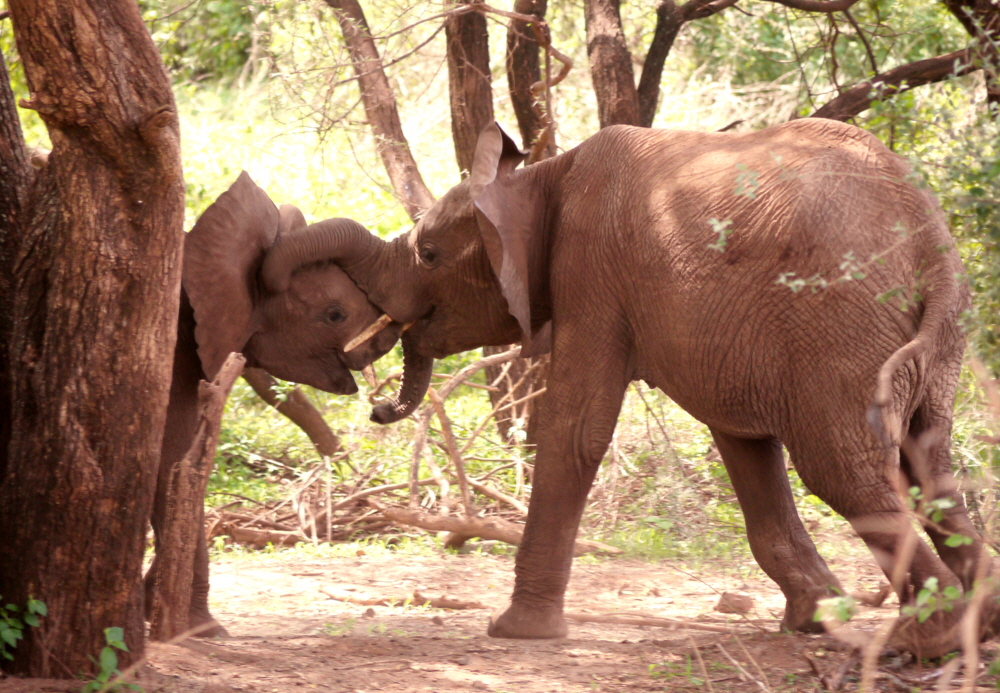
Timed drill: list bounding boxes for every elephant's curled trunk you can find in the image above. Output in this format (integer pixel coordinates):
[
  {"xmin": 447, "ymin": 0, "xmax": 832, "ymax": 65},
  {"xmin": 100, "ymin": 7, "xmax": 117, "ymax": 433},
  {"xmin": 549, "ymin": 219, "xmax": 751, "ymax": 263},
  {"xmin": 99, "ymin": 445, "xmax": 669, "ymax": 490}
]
[
  {"xmin": 371, "ymin": 332, "xmax": 432, "ymax": 424},
  {"xmin": 261, "ymin": 217, "xmax": 383, "ymax": 293}
]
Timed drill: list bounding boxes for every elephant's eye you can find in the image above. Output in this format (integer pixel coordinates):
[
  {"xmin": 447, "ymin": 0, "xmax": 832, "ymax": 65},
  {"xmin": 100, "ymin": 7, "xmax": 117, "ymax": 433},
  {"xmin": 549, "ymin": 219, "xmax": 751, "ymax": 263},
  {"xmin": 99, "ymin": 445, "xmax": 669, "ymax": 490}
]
[
  {"xmin": 325, "ymin": 308, "xmax": 346, "ymax": 324},
  {"xmin": 418, "ymin": 244, "xmax": 439, "ymax": 267}
]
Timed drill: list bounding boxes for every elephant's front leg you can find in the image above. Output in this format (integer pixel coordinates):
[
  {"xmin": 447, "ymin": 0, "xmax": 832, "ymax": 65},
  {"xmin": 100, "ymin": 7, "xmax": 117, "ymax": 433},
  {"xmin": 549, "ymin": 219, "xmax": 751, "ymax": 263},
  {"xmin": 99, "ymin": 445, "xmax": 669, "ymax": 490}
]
[{"xmin": 488, "ymin": 340, "xmax": 629, "ymax": 639}]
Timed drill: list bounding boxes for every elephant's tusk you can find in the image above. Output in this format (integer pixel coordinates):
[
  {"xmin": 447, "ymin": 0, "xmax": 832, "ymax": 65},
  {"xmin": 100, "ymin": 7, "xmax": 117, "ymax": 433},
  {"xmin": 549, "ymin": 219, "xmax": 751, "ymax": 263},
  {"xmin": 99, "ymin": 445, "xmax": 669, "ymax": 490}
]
[
  {"xmin": 361, "ymin": 364, "xmax": 379, "ymax": 389},
  {"xmin": 402, "ymin": 321, "xmax": 415, "ymax": 332},
  {"xmin": 344, "ymin": 313, "xmax": 394, "ymax": 352}
]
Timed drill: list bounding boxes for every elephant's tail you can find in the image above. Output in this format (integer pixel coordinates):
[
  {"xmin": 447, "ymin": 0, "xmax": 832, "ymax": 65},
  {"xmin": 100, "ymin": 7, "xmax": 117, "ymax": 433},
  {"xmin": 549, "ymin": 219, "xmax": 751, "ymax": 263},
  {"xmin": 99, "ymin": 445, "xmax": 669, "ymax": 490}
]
[{"xmin": 872, "ymin": 255, "xmax": 962, "ymax": 442}]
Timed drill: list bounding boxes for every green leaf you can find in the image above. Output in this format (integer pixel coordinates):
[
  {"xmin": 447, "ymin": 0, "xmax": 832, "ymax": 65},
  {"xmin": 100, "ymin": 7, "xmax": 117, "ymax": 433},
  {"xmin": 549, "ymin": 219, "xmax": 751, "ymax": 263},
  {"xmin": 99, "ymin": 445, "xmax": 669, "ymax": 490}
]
[
  {"xmin": 23, "ymin": 614, "xmax": 38, "ymax": 627},
  {"xmin": 99, "ymin": 645, "xmax": 118, "ymax": 674},
  {"xmin": 945, "ymin": 533, "xmax": 973, "ymax": 547},
  {"xmin": 28, "ymin": 599, "xmax": 47, "ymax": 616},
  {"xmin": 1, "ymin": 628, "xmax": 20, "ymax": 646},
  {"xmin": 105, "ymin": 627, "xmax": 125, "ymax": 644}
]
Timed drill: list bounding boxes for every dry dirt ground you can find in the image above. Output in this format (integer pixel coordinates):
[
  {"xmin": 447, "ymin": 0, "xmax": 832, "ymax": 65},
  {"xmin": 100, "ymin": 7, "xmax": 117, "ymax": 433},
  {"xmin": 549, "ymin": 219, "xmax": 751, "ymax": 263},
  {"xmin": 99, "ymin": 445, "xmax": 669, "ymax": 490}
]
[{"xmin": 4, "ymin": 531, "xmax": 1000, "ymax": 692}]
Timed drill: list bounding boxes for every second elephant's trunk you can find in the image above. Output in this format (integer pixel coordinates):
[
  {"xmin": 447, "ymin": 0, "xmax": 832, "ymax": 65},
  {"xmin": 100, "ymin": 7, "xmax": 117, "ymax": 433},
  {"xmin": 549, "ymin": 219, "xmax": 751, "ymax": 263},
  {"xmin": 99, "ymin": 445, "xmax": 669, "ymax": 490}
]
[{"xmin": 370, "ymin": 331, "xmax": 433, "ymax": 424}]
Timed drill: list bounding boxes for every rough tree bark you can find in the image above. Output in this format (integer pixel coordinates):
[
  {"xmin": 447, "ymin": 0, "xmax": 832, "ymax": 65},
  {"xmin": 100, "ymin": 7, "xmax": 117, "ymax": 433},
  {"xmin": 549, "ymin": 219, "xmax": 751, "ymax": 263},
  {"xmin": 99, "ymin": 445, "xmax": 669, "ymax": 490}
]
[
  {"xmin": 0, "ymin": 50, "xmax": 32, "ymax": 485},
  {"xmin": 446, "ymin": 1, "xmax": 494, "ymax": 177},
  {"xmin": 584, "ymin": 0, "xmax": 641, "ymax": 128},
  {"xmin": 325, "ymin": 0, "xmax": 435, "ymax": 220},
  {"xmin": 506, "ymin": 0, "xmax": 551, "ymax": 152},
  {"xmin": 0, "ymin": 0, "xmax": 184, "ymax": 678}
]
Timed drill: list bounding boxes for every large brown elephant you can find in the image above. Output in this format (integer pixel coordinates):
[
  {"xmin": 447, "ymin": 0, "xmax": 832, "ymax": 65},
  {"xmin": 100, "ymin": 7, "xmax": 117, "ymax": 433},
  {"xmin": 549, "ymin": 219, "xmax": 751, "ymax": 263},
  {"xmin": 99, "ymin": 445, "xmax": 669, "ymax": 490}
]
[
  {"xmin": 145, "ymin": 172, "xmax": 400, "ymax": 635},
  {"xmin": 260, "ymin": 120, "xmax": 984, "ymax": 655}
]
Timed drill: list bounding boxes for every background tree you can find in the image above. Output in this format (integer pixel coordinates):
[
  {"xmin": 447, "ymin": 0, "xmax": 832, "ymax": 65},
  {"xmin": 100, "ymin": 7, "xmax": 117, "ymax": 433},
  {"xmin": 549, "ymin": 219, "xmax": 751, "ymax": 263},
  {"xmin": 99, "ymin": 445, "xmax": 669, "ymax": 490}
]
[{"xmin": 0, "ymin": 0, "xmax": 183, "ymax": 676}]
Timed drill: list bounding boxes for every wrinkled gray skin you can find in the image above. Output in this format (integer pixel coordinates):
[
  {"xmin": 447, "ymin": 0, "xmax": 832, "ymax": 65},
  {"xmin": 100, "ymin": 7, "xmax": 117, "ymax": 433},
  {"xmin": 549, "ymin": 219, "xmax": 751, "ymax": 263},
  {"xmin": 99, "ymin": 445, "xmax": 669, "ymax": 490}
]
[
  {"xmin": 260, "ymin": 120, "xmax": 986, "ymax": 656},
  {"xmin": 145, "ymin": 172, "xmax": 400, "ymax": 635}
]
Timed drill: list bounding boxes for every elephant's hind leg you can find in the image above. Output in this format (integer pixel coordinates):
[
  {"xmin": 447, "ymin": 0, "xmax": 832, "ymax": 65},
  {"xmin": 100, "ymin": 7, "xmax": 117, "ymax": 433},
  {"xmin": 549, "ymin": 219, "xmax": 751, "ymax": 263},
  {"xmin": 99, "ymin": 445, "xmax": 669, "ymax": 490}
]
[{"xmin": 711, "ymin": 430, "xmax": 842, "ymax": 632}]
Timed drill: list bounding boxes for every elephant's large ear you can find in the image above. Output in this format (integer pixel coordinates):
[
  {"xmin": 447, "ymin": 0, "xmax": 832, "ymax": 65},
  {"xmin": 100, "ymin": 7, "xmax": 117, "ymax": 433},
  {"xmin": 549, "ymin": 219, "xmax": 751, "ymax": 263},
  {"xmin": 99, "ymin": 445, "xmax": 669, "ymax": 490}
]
[
  {"xmin": 469, "ymin": 123, "xmax": 548, "ymax": 353},
  {"xmin": 183, "ymin": 171, "xmax": 280, "ymax": 380}
]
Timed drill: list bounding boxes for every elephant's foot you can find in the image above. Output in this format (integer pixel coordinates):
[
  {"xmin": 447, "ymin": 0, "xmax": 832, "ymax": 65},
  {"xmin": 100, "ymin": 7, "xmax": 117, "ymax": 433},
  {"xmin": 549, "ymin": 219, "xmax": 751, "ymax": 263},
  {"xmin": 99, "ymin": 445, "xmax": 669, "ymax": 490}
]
[
  {"xmin": 889, "ymin": 608, "xmax": 964, "ymax": 659},
  {"xmin": 189, "ymin": 609, "xmax": 229, "ymax": 638},
  {"xmin": 487, "ymin": 601, "xmax": 568, "ymax": 639},
  {"xmin": 779, "ymin": 589, "xmax": 833, "ymax": 634}
]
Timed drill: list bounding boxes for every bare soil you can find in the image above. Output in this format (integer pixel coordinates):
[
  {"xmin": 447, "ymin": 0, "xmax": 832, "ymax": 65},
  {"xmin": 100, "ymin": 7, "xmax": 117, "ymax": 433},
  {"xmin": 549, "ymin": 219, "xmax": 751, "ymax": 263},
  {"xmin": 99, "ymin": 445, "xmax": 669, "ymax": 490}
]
[
  {"xmin": 4, "ymin": 531, "xmax": 999, "ymax": 692},
  {"xmin": 0, "ymin": 524, "xmax": 995, "ymax": 693}
]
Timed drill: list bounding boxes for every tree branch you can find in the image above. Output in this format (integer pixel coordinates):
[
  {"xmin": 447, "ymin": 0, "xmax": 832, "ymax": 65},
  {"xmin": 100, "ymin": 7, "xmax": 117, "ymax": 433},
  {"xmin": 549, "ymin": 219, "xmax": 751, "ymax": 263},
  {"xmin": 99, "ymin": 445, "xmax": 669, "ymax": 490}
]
[
  {"xmin": 324, "ymin": 0, "xmax": 435, "ymax": 221},
  {"xmin": 760, "ymin": 0, "xmax": 860, "ymax": 12},
  {"xmin": 637, "ymin": 0, "xmax": 739, "ymax": 127},
  {"xmin": 810, "ymin": 48, "xmax": 975, "ymax": 121}
]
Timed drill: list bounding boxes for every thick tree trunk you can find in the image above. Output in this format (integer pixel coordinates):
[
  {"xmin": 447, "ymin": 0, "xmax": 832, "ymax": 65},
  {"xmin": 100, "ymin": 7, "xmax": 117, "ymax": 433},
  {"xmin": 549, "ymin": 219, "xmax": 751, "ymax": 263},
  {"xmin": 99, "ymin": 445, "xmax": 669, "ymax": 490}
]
[
  {"xmin": 0, "ymin": 0, "xmax": 183, "ymax": 677},
  {"xmin": 584, "ymin": 0, "xmax": 641, "ymax": 128},
  {"xmin": 325, "ymin": 0, "xmax": 435, "ymax": 221},
  {"xmin": 446, "ymin": 1, "xmax": 494, "ymax": 177},
  {"xmin": 506, "ymin": 0, "xmax": 551, "ymax": 152},
  {"xmin": 0, "ymin": 51, "xmax": 32, "ymax": 487}
]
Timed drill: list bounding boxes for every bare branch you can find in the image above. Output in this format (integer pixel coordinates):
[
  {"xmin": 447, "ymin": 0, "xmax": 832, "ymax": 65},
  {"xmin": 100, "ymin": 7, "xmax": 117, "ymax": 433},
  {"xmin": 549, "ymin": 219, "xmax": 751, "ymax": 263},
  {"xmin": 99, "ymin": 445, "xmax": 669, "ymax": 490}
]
[
  {"xmin": 760, "ymin": 0, "xmax": 860, "ymax": 13},
  {"xmin": 809, "ymin": 48, "xmax": 975, "ymax": 121}
]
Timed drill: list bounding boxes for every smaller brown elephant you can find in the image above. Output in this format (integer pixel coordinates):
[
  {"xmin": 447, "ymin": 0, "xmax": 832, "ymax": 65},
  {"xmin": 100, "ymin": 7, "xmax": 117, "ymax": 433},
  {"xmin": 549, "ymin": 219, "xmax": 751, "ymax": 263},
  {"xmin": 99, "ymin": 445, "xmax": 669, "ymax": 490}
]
[{"xmin": 144, "ymin": 172, "xmax": 400, "ymax": 635}]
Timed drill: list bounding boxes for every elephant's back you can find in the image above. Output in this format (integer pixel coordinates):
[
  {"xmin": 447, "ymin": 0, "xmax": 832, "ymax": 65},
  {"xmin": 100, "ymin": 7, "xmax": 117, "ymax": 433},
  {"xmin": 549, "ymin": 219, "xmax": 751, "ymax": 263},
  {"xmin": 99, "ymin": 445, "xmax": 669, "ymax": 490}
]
[{"xmin": 559, "ymin": 121, "xmax": 958, "ymax": 438}]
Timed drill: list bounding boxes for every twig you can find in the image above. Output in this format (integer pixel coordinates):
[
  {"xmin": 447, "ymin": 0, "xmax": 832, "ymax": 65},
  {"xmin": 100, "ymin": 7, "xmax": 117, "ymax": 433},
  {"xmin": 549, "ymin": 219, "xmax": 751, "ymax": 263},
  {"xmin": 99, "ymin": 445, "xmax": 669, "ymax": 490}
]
[
  {"xmin": 716, "ymin": 643, "xmax": 769, "ymax": 692},
  {"xmin": 469, "ymin": 478, "xmax": 528, "ymax": 515},
  {"xmin": 689, "ymin": 636, "xmax": 714, "ymax": 693},
  {"xmin": 428, "ymin": 388, "xmax": 474, "ymax": 516},
  {"xmin": 564, "ymin": 612, "xmax": 743, "ymax": 634},
  {"xmin": 331, "ymin": 659, "xmax": 413, "ymax": 671},
  {"xmin": 733, "ymin": 635, "xmax": 773, "ymax": 693}
]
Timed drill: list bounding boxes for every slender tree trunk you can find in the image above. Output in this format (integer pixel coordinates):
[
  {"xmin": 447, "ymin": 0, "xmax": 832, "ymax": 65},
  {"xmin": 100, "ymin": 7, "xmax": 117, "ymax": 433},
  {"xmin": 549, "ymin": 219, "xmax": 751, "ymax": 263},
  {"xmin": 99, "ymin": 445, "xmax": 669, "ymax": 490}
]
[
  {"xmin": 584, "ymin": 0, "xmax": 641, "ymax": 127},
  {"xmin": 0, "ymin": 0, "xmax": 183, "ymax": 677},
  {"xmin": 506, "ymin": 0, "xmax": 551, "ymax": 152},
  {"xmin": 325, "ymin": 0, "xmax": 435, "ymax": 221},
  {"xmin": 446, "ymin": 2, "xmax": 494, "ymax": 177},
  {"xmin": 637, "ymin": 1, "xmax": 684, "ymax": 127}
]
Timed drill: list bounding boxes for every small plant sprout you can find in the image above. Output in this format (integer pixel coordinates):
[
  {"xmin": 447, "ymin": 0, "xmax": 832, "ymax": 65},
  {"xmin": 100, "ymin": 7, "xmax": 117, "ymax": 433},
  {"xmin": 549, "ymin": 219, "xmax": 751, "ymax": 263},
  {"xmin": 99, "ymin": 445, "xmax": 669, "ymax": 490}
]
[
  {"xmin": 0, "ymin": 596, "xmax": 46, "ymax": 661},
  {"xmin": 901, "ymin": 576, "xmax": 962, "ymax": 623},
  {"xmin": 81, "ymin": 627, "xmax": 141, "ymax": 693},
  {"xmin": 706, "ymin": 218, "xmax": 734, "ymax": 252},
  {"xmin": 813, "ymin": 592, "xmax": 857, "ymax": 627}
]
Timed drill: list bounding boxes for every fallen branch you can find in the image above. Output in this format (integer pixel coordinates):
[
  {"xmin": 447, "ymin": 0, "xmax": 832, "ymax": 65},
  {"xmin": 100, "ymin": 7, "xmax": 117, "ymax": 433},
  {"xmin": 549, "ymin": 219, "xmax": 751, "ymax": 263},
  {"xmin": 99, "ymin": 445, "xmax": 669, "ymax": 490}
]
[
  {"xmin": 564, "ymin": 612, "xmax": 744, "ymax": 634},
  {"xmin": 469, "ymin": 478, "xmax": 528, "ymax": 515},
  {"xmin": 321, "ymin": 587, "xmax": 487, "ymax": 610},
  {"xmin": 367, "ymin": 499, "xmax": 622, "ymax": 555}
]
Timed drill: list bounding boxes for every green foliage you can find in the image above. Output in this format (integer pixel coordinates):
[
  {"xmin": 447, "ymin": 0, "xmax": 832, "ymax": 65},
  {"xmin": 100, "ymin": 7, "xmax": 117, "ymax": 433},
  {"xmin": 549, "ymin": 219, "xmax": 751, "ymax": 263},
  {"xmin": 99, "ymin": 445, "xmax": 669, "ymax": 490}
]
[
  {"xmin": 139, "ymin": 0, "xmax": 255, "ymax": 83},
  {"xmin": 813, "ymin": 592, "xmax": 857, "ymax": 625},
  {"xmin": 81, "ymin": 627, "xmax": 141, "ymax": 693},
  {"xmin": 901, "ymin": 576, "xmax": 962, "ymax": 624},
  {"xmin": 0, "ymin": 597, "xmax": 45, "ymax": 662}
]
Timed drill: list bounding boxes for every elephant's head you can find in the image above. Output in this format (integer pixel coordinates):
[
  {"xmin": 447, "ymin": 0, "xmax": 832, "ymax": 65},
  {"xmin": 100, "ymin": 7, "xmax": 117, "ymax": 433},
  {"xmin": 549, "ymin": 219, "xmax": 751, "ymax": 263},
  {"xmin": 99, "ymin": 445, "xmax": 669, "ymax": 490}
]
[
  {"xmin": 258, "ymin": 124, "xmax": 554, "ymax": 421},
  {"xmin": 183, "ymin": 171, "xmax": 401, "ymax": 395}
]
